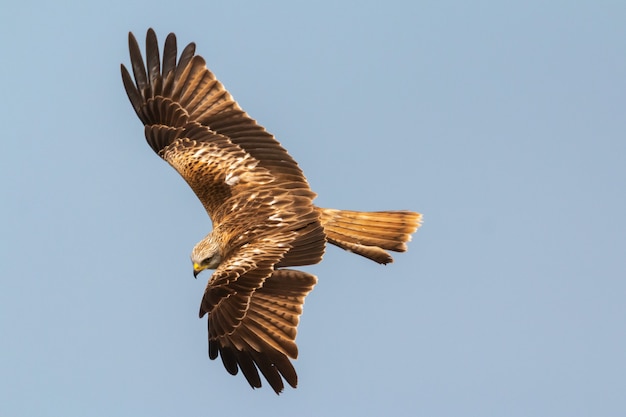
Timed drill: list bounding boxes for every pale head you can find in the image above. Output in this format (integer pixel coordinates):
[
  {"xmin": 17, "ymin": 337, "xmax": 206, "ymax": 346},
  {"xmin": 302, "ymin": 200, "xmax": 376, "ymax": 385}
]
[{"xmin": 191, "ymin": 232, "xmax": 223, "ymax": 277}]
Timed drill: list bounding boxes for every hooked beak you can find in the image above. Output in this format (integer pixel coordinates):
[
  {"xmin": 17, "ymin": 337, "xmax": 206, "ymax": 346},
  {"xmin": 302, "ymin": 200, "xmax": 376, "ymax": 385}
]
[{"xmin": 193, "ymin": 262, "xmax": 203, "ymax": 279}]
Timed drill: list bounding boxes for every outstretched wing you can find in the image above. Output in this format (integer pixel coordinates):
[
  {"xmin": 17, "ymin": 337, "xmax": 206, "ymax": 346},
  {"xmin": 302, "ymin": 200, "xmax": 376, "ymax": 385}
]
[
  {"xmin": 198, "ymin": 229, "xmax": 317, "ymax": 393},
  {"xmin": 207, "ymin": 267, "xmax": 318, "ymax": 393},
  {"xmin": 120, "ymin": 28, "xmax": 327, "ymax": 261},
  {"xmin": 121, "ymin": 28, "xmax": 312, "ymax": 192}
]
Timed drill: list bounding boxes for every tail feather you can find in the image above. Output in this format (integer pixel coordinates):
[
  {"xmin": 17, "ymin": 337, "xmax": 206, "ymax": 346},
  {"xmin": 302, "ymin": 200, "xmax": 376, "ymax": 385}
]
[{"xmin": 317, "ymin": 207, "xmax": 422, "ymax": 264}]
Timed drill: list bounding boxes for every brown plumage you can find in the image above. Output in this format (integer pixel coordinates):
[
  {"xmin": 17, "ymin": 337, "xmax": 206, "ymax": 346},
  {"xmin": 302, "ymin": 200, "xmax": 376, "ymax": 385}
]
[{"xmin": 121, "ymin": 28, "xmax": 422, "ymax": 394}]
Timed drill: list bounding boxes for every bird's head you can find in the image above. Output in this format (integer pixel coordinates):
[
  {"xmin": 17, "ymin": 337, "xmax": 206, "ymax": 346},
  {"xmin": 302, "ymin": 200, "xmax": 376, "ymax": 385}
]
[{"xmin": 191, "ymin": 234, "xmax": 222, "ymax": 278}]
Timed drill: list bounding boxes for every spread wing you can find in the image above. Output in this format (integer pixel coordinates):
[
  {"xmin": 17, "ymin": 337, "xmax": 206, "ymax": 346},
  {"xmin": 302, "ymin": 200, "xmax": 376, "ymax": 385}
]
[
  {"xmin": 200, "ymin": 234, "xmax": 318, "ymax": 393},
  {"xmin": 121, "ymin": 28, "xmax": 311, "ymax": 190},
  {"xmin": 120, "ymin": 28, "xmax": 327, "ymax": 262},
  {"xmin": 120, "ymin": 29, "xmax": 323, "ymax": 243}
]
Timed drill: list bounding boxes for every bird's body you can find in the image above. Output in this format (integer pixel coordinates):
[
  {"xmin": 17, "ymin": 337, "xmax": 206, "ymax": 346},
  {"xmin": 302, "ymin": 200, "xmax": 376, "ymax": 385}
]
[{"xmin": 121, "ymin": 29, "xmax": 422, "ymax": 394}]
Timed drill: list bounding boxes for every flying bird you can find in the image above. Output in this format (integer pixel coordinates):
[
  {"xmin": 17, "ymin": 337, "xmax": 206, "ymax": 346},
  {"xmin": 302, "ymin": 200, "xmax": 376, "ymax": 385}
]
[{"xmin": 121, "ymin": 28, "xmax": 422, "ymax": 394}]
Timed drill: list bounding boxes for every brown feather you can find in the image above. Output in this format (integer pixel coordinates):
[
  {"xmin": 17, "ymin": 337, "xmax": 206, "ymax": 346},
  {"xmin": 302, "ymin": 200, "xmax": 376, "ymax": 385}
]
[
  {"xmin": 318, "ymin": 208, "xmax": 422, "ymax": 264},
  {"xmin": 208, "ymin": 269, "xmax": 316, "ymax": 393},
  {"xmin": 121, "ymin": 29, "xmax": 421, "ymax": 394}
]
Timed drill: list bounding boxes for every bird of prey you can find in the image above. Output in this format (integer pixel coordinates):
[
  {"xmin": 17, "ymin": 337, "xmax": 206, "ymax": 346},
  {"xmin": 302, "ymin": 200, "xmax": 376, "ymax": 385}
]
[{"xmin": 121, "ymin": 28, "xmax": 422, "ymax": 394}]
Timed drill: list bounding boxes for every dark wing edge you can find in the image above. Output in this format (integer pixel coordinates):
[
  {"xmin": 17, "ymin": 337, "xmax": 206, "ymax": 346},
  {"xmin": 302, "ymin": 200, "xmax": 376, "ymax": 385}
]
[
  {"xmin": 208, "ymin": 268, "xmax": 318, "ymax": 394},
  {"xmin": 121, "ymin": 29, "xmax": 310, "ymax": 187}
]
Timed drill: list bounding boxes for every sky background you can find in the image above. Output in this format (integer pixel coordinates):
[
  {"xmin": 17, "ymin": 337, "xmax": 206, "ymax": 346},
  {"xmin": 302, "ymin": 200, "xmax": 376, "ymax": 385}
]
[{"xmin": 1, "ymin": 1, "xmax": 625, "ymax": 416}]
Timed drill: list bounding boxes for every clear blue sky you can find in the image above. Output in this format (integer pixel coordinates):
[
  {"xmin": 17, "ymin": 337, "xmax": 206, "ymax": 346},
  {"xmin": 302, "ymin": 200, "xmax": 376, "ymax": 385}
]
[{"xmin": 1, "ymin": 1, "xmax": 625, "ymax": 416}]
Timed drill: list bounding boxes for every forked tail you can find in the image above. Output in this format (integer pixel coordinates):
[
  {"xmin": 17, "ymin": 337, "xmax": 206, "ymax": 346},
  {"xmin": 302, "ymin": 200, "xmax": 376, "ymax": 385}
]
[{"xmin": 316, "ymin": 207, "xmax": 422, "ymax": 264}]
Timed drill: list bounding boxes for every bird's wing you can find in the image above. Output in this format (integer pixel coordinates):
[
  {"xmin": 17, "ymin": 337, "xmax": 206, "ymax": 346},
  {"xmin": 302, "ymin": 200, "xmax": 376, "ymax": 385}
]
[
  {"xmin": 121, "ymin": 29, "xmax": 326, "ymax": 264},
  {"xmin": 200, "ymin": 232, "xmax": 318, "ymax": 393},
  {"xmin": 121, "ymin": 28, "xmax": 312, "ymax": 191}
]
